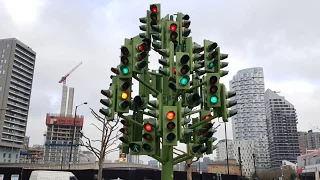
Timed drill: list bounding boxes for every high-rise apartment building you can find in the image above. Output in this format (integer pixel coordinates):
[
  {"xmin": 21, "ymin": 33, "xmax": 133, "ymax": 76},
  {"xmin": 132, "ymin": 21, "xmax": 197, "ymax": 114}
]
[
  {"xmin": 216, "ymin": 139, "xmax": 255, "ymax": 178},
  {"xmin": 43, "ymin": 113, "xmax": 84, "ymax": 164},
  {"xmin": 0, "ymin": 38, "xmax": 36, "ymax": 163},
  {"xmin": 299, "ymin": 130, "xmax": 320, "ymax": 154},
  {"xmin": 229, "ymin": 67, "xmax": 270, "ymax": 170},
  {"xmin": 264, "ymin": 89, "xmax": 300, "ymax": 168}
]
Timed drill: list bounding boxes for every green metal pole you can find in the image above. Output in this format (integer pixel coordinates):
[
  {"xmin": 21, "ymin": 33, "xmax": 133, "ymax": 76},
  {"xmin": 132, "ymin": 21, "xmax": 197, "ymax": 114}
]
[{"xmin": 161, "ymin": 145, "xmax": 174, "ymax": 180}]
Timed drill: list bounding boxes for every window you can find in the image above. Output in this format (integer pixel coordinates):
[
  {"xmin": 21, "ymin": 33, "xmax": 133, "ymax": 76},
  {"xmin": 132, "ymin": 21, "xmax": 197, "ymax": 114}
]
[
  {"xmin": 3, "ymin": 153, "xmax": 5, "ymax": 158},
  {"xmin": 1, "ymin": 55, "xmax": 3, "ymax": 58},
  {"xmin": 70, "ymin": 176, "xmax": 78, "ymax": 180},
  {"xmin": 2, "ymin": 70, "xmax": 5, "ymax": 74},
  {"xmin": 6, "ymin": 44, "xmax": 9, "ymax": 48},
  {"xmin": 8, "ymin": 153, "xmax": 11, "ymax": 158},
  {"xmin": 4, "ymin": 59, "xmax": 6, "ymax": 63}
]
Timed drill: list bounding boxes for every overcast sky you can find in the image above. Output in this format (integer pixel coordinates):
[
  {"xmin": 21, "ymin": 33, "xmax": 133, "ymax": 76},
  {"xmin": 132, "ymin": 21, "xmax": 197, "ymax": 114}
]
[{"xmin": 1, "ymin": 0, "xmax": 320, "ymax": 163}]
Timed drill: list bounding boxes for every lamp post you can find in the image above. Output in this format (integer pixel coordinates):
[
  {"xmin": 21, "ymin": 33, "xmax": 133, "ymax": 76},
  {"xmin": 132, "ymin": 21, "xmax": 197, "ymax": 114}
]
[
  {"xmin": 253, "ymin": 153, "xmax": 257, "ymax": 179},
  {"xmin": 68, "ymin": 102, "xmax": 87, "ymax": 170}
]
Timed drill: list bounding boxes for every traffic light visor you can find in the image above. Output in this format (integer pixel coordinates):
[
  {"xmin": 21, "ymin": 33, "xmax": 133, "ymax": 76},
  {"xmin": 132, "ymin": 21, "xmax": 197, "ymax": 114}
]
[
  {"xmin": 121, "ymin": 81, "xmax": 130, "ymax": 90},
  {"xmin": 120, "ymin": 120, "xmax": 129, "ymax": 126},
  {"xmin": 121, "ymin": 46, "xmax": 129, "ymax": 55},
  {"xmin": 209, "ymin": 76, "xmax": 218, "ymax": 84}
]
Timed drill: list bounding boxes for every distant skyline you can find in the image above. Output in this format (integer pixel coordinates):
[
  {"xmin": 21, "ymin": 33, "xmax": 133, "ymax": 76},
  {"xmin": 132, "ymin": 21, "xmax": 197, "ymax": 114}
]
[{"xmin": 1, "ymin": 0, "xmax": 320, "ymax": 162}]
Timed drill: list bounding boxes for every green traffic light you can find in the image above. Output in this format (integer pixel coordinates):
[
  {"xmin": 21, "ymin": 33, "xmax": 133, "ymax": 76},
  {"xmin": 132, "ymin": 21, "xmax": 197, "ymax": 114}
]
[
  {"xmin": 120, "ymin": 66, "xmax": 129, "ymax": 75},
  {"xmin": 179, "ymin": 75, "xmax": 190, "ymax": 85},
  {"xmin": 209, "ymin": 62, "xmax": 214, "ymax": 68},
  {"xmin": 210, "ymin": 96, "xmax": 218, "ymax": 104}
]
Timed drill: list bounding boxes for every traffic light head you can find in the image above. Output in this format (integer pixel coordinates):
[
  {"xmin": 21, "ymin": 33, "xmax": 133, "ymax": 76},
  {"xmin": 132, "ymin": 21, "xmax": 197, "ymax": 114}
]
[
  {"xmin": 205, "ymin": 73, "xmax": 221, "ymax": 108},
  {"xmin": 117, "ymin": 78, "xmax": 131, "ymax": 113},
  {"xmin": 204, "ymin": 40, "xmax": 218, "ymax": 73},
  {"xmin": 119, "ymin": 43, "xmax": 133, "ymax": 78},
  {"xmin": 162, "ymin": 106, "xmax": 178, "ymax": 146},
  {"xmin": 149, "ymin": 4, "xmax": 161, "ymax": 34},
  {"xmin": 176, "ymin": 52, "xmax": 191, "ymax": 89},
  {"xmin": 142, "ymin": 118, "xmax": 157, "ymax": 155}
]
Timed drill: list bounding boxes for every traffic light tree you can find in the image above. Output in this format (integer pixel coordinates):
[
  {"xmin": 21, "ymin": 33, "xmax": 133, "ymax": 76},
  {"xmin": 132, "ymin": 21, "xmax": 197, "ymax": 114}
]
[{"xmin": 98, "ymin": 4, "xmax": 238, "ymax": 180}]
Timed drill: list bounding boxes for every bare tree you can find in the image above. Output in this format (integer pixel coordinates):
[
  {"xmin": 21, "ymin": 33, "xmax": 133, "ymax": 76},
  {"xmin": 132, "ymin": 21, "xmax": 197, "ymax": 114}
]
[
  {"xmin": 185, "ymin": 158, "xmax": 199, "ymax": 180},
  {"xmin": 80, "ymin": 108, "xmax": 120, "ymax": 180}
]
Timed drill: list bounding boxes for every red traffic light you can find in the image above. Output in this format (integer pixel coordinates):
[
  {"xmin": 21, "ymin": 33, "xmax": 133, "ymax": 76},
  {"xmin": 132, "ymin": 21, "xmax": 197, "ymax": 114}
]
[
  {"xmin": 150, "ymin": 4, "xmax": 158, "ymax": 13},
  {"xmin": 138, "ymin": 44, "xmax": 144, "ymax": 52},
  {"xmin": 121, "ymin": 46, "xmax": 129, "ymax": 56},
  {"xmin": 166, "ymin": 111, "xmax": 175, "ymax": 120},
  {"xmin": 173, "ymin": 67, "xmax": 177, "ymax": 74},
  {"xmin": 170, "ymin": 23, "xmax": 177, "ymax": 32},
  {"xmin": 205, "ymin": 114, "xmax": 212, "ymax": 120},
  {"xmin": 144, "ymin": 123, "xmax": 153, "ymax": 132}
]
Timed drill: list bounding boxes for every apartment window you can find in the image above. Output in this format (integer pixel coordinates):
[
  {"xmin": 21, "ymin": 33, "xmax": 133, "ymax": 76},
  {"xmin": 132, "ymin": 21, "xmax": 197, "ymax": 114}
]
[
  {"xmin": 2, "ymin": 49, "xmax": 4, "ymax": 53},
  {"xmin": 7, "ymin": 44, "xmax": 9, "ymax": 48},
  {"xmin": 8, "ymin": 153, "xmax": 11, "ymax": 158},
  {"xmin": 4, "ymin": 59, "xmax": 6, "ymax": 63},
  {"xmin": 2, "ymin": 70, "xmax": 5, "ymax": 74},
  {"xmin": 3, "ymin": 153, "xmax": 5, "ymax": 158}
]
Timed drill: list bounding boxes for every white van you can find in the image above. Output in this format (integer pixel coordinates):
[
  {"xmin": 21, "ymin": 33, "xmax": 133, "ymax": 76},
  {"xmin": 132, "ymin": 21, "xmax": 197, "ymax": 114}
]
[{"xmin": 29, "ymin": 170, "xmax": 78, "ymax": 180}]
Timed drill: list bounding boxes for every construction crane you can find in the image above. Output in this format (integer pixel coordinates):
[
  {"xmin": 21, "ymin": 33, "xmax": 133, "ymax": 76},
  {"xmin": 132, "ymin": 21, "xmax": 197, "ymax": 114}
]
[{"xmin": 58, "ymin": 61, "xmax": 83, "ymax": 84}]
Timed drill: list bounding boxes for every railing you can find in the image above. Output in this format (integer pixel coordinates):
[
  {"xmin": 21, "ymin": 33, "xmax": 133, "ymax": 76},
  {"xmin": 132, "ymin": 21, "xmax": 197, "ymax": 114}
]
[{"xmin": 0, "ymin": 162, "xmax": 159, "ymax": 170}]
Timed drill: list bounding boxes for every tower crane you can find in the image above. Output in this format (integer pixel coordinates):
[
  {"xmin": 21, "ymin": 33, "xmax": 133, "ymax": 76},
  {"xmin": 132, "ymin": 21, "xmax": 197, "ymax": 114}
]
[{"xmin": 58, "ymin": 61, "xmax": 83, "ymax": 84}]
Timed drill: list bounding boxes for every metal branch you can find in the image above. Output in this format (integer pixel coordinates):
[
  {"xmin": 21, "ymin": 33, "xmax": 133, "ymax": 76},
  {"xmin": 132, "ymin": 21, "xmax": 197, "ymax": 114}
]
[{"xmin": 174, "ymin": 147, "xmax": 186, "ymax": 154}]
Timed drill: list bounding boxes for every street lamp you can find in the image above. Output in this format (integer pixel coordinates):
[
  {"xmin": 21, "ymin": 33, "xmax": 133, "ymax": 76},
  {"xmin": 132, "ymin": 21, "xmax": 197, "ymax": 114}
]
[
  {"xmin": 68, "ymin": 102, "xmax": 87, "ymax": 169},
  {"xmin": 253, "ymin": 153, "xmax": 257, "ymax": 180}
]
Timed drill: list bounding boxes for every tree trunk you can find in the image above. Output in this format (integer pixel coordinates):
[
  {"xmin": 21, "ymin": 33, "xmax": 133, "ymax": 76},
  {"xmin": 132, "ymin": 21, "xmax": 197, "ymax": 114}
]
[
  {"xmin": 186, "ymin": 159, "xmax": 192, "ymax": 180},
  {"xmin": 97, "ymin": 158, "xmax": 104, "ymax": 180}
]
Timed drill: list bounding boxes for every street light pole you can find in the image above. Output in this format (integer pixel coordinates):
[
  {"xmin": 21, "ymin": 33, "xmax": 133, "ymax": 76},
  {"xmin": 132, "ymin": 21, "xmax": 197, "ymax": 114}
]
[
  {"xmin": 68, "ymin": 102, "xmax": 87, "ymax": 170},
  {"xmin": 253, "ymin": 153, "xmax": 257, "ymax": 179}
]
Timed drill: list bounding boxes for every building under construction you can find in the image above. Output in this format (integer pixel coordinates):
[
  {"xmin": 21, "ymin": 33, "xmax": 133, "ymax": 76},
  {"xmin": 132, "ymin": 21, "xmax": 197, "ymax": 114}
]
[{"xmin": 43, "ymin": 62, "xmax": 84, "ymax": 165}]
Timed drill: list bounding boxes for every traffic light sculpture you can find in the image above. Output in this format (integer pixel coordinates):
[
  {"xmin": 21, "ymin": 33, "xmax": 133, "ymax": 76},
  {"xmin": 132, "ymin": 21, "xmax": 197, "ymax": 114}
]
[{"xmin": 98, "ymin": 4, "xmax": 238, "ymax": 180}]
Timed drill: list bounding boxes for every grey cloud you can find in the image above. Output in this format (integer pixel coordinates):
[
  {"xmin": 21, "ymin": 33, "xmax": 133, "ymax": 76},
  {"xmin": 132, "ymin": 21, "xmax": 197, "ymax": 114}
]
[{"xmin": 0, "ymin": 0, "xmax": 319, "ymax": 162}]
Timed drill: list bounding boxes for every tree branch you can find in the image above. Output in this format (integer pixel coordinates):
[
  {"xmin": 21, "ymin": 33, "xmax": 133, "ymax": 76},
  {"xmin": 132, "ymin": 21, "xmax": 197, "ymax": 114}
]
[{"xmin": 91, "ymin": 123, "xmax": 103, "ymax": 132}]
